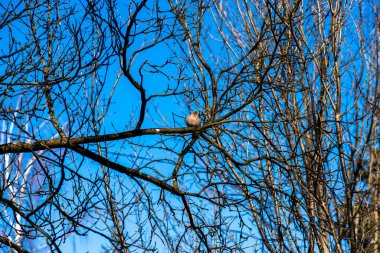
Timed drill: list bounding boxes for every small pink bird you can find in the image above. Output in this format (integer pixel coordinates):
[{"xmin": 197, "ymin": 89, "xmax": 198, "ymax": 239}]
[{"xmin": 185, "ymin": 111, "xmax": 201, "ymax": 127}]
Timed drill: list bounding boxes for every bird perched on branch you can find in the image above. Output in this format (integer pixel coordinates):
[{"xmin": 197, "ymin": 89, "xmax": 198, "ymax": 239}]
[{"xmin": 185, "ymin": 111, "xmax": 201, "ymax": 127}]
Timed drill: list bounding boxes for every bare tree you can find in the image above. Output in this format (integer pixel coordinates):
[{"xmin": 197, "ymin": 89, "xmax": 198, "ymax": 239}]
[{"xmin": 0, "ymin": 0, "xmax": 379, "ymax": 252}]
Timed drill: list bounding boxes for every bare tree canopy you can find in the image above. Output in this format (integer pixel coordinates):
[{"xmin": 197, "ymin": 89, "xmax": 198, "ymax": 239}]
[{"xmin": 0, "ymin": 0, "xmax": 379, "ymax": 252}]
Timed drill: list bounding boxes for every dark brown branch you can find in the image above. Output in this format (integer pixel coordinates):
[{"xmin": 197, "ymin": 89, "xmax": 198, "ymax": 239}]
[
  {"xmin": 0, "ymin": 236, "xmax": 29, "ymax": 253},
  {"xmin": 0, "ymin": 127, "xmax": 198, "ymax": 154},
  {"xmin": 71, "ymin": 145, "xmax": 185, "ymax": 196}
]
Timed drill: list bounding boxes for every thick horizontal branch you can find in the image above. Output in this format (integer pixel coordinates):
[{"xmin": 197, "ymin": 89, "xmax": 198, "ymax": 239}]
[{"xmin": 0, "ymin": 127, "xmax": 197, "ymax": 154}]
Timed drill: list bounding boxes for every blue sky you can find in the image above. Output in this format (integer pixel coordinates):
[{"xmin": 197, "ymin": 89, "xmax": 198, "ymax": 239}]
[{"xmin": 0, "ymin": 0, "xmax": 379, "ymax": 252}]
